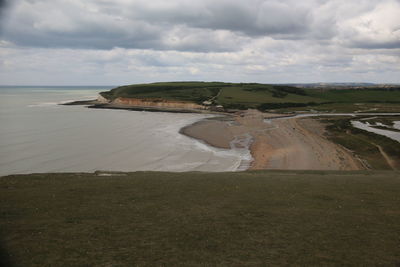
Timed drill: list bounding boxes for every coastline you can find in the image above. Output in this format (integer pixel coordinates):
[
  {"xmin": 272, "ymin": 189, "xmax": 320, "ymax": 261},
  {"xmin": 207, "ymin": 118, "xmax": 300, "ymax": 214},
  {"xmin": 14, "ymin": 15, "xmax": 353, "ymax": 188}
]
[
  {"xmin": 181, "ymin": 110, "xmax": 364, "ymax": 171},
  {"xmin": 61, "ymin": 99, "xmax": 250, "ymax": 172},
  {"xmin": 63, "ymin": 99, "xmax": 364, "ymax": 171},
  {"xmin": 62, "ymin": 100, "xmax": 218, "ymax": 114},
  {"xmin": 180, "ymin": 117, "xmax": 234, "ymax": 149},
  {"xmin": 179, "ymin": 116, "xmax": 254, "ymax": 171},
  {"xmin": 88, "ymin": 103, "xmax": 211, "ymax": 114}
]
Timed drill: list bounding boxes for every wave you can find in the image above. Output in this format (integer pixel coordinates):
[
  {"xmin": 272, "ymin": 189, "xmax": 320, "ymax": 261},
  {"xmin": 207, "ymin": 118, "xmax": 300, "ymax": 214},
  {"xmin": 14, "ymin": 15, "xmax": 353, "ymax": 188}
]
[{"xmin": 28, "ymin": 102, "xmax": 61, "ymax": 108}]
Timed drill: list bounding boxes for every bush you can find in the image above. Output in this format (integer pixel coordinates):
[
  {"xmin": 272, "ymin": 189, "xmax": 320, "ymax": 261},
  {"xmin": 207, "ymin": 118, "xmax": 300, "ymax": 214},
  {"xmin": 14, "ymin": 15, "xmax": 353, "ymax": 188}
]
[{"xmin": 257, "ymin": 102, "xmax": 318, "ymax": 111}]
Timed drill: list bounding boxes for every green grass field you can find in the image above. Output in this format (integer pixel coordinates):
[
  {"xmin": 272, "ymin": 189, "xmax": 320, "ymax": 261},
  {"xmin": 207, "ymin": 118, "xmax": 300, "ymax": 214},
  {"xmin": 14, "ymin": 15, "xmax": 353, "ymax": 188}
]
[
  {"xmin": 1, "ymin": 171, "xmax": 400, "ymax": 266},
  {"xmin": 99, "ymin": 82, "xmax": 400, "ymax": 112},
  {"xmin": 217, "ymin": 86, "xmax": 323, "ymax": 108},
  {"xmin": 100, "ymin": 82, "xmax": 318, "ymax": 106},
  {"xmin": 307, "ymin": 89, "xmax": 400, "ymax": 103},
  {"xmin": 100, "ymin": 82, "xmax": 228, "ymax": 103}
]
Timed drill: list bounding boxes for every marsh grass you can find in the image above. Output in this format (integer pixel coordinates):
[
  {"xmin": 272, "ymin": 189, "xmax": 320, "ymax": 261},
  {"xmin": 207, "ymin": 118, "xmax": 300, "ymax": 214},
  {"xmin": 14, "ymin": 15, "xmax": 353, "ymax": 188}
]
[{"xmin": 323, "ymin": 117, "xmax": 400, "ymax": 169}]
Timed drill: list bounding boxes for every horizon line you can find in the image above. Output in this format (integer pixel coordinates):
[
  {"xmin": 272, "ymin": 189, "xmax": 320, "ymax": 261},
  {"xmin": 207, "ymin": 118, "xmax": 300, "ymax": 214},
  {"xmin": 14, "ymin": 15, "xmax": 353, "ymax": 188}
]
[{"xmin": 1, "ymin": 81, "xmax": 400, "ymax": 87}]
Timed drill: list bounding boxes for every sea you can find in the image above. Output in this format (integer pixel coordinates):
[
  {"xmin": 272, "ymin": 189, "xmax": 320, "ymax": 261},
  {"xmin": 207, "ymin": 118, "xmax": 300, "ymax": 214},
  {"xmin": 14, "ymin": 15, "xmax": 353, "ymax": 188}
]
[{"xmin": 0, "ymin": 86, "xmax": 249, "ymax": 176}]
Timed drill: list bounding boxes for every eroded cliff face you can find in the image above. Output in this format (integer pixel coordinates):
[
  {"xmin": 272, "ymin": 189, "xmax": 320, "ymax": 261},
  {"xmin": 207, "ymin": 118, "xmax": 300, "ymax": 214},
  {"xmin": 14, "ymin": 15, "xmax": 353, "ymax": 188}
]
[
  {"xmin": 112, "ymin": 97, "xmax": 205, "ymax": 110},
  {"xmin": 97, "ymin": 95, "xmax": 110, "ymax": 103}
]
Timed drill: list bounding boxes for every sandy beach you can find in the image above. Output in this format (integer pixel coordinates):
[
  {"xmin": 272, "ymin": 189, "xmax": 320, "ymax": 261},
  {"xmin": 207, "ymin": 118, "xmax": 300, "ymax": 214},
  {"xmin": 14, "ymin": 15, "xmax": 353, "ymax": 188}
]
[{"xmin": 181, "ymin": 110, "xmax": 363, "ymax": 170}]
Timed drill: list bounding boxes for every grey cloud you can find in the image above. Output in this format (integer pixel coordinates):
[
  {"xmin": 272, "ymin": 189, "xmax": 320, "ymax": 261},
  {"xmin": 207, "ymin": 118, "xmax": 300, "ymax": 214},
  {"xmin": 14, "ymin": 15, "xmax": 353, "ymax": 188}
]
[
  {"xmin": 0, "ymin": 0, "xmax": 11, "ymax": 33},
  {"xmin": 132, "ymin": 0, "xmax": 313, "ymax": 37},
  {"xmin": 1, "ymin": 0, "xmax": 320, "ymax": 51},
  {"xmin": 0, "ymin": 0, "xmax": 7, "ymax": 15},
  {"xmin": 0, "ymin": 0, "xmax": 9, "ymax": 17},
  {"xmin": 2, "ymin": 1, "xmax": 165, "ymax": 50},
  {"xmin": 1, "ymin": 0, "xmax": 399, "ymax": 85},
  {"xmin": 1, "ymin": 44, "xmax": 399, "ymax": 85},
  {"xmin": 3, "ymin": 0, "xmax": 398, "ymax": 53},
  {"xmin": 335, "ymin": 0, "xmax": 400, "ymax": 50},
  {"xmin": 160, "ymin": 27, "xmax": 247, "ymax": 52},
  {"xmin": 5, "ymin": 19, "xmax": 162, "ymax": 50},
  {"xmin": 350, "ymin": 40, "xmax": 400, "ymax": 50}
]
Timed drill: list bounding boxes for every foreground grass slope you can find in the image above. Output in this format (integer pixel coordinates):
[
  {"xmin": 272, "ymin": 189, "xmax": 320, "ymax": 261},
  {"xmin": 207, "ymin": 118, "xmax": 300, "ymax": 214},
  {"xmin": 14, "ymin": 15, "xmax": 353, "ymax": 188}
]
[
  {"xmin": 1, "ymin": 171, "xmax": 400, "ymax": 266},
  {"xmin": 99, "ymin": 82, "xmax": 400, "ymax": 111}
]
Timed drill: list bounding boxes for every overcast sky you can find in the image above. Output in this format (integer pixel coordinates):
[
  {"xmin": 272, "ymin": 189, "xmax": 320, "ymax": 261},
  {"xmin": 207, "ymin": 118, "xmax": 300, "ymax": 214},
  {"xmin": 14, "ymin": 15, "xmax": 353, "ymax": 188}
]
[{"xmin": 0, "ymin": 0, "xmax": 399, "ymax": 85}]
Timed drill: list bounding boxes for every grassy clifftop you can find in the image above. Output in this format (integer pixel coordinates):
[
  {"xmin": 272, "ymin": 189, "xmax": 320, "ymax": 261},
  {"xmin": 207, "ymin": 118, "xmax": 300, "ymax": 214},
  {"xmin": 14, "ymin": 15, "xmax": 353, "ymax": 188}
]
[
  {"xmin": 1, "ymin": 170, "xmax": 400, "ymax": 266},
  {"xmin": 100, "ymin": 82, "xmax": 225, "ymax": 104},
  {"xmin": 99, "ymin": 82, "xmax": 400, "ymax": 111},
  {"xmin": 100, "ymin": 82, "xmax": 311, "ymax": 106}
]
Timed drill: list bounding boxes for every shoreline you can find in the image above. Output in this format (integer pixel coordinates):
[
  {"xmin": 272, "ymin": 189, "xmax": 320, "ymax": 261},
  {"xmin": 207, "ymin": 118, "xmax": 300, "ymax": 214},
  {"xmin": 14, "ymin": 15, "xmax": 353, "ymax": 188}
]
[
  {"xmin": 181, "ymin": 110, "xmax": 364, "ymax": 171},
  {"xmin": 62, "ymin": 99, "xmax": 228, "ymax": 115},
  {"xmin": 180, "ymin": 117, "xmax": 234, "ymax": 149},
  {"xmin": 88, "ymin": 103, "xmax": 208, "ymax": 114},
  {"xmin": 179, "ymin": 116, "xmax": 254, "ymax": 171},
  {"xmin": 63, "ymin": 99, "xmax": 387, "ymax": 171},
  {"xmin": 64, "ymin": 99, "xmax": 255, "ymax": 171}
]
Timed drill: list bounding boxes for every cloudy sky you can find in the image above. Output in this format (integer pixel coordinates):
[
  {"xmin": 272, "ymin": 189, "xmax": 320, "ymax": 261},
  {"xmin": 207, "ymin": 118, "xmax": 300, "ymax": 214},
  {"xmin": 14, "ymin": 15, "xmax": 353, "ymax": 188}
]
[{"xmin": 0, "ymin": 0, "xmax": 399, "ymax": 85}]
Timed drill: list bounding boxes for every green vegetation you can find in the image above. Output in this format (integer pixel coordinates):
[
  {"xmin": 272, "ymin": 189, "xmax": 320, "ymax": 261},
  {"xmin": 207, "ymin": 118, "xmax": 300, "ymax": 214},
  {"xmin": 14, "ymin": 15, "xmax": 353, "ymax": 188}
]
[
  {"xmin": 360, "ymin": 116, "xmax": 399, "ymax": 127},
  {"xmin": 357, "ymin": 116, "xmax": 400, "ymax": 132},
  {"xmin": 100, "ymin": 82, "xmax": 400, "ymax": 112},
  {"xmin": 100, "ymin": 82, "xmax": 227, "ymax": 104},
  {"xmin": 216, "ymin": 85, "xmax": 322, "ymax": 108},
  {"xmin": 322, "ymin": 117, "xmax": 400, "ymax": 169},
  {"xmin": 1, "ymin": 171, "xmax": 400, "ymax": 266},
  {"xmin": 100, "ymin": 82, "xmax": 314, "ymax": 106},
  {"xmin": 278, "ymin": 102, "xmax": 400, "ymax": 113},
  {"xmin": 257, "ymin": 101, "xmax": 322, "ymax": 110},
  {"xmin": 306, "ymin": 88, "xmax": 400, "ymax": 103}
]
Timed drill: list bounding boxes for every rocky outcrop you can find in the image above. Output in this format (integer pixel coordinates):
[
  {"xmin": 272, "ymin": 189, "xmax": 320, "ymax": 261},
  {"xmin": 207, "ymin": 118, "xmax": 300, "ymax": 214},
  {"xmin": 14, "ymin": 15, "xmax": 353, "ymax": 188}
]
[{"xmin": 112, "ymin": 97, "xmax": 206, "ymax": 110}]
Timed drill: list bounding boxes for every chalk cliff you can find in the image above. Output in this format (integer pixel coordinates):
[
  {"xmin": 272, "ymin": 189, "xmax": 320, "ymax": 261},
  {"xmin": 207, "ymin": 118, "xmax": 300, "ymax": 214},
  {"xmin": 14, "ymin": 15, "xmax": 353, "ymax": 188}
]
[
  {"xmin": 97, "ymin": 95, "xmax": 110, "ymax": 103},
  {"xmin": 112, "ymin": 97, "xmax": 205, "ymax": 110}
]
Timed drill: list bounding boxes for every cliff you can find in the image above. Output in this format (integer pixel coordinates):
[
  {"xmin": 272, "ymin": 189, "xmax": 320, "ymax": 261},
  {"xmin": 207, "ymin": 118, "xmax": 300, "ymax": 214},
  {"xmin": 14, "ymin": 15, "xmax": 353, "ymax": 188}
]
[
  {"xmin": 97, "ymin": 95, "xmax": 110, "ymax": 103},
  {"xmin": 112, "ymin": 97, "xmax": 206, "ymax": 110}
]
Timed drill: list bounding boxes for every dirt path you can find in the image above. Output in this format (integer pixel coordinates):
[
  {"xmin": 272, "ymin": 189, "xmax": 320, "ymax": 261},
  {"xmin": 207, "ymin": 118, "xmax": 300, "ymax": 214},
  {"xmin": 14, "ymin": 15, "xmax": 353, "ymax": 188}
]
[{"xmin": 373, "ymin": 144, "xmax": 397, "ymax": 170}]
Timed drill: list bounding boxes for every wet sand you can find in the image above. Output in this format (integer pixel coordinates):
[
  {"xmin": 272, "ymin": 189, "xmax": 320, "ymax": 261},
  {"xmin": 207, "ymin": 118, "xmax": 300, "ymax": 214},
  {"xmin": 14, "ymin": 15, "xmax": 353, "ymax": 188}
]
[
  {"xmin": 181, "ymin": 110, "xmax": 363, "ymax": 170},
  {"xmin": 180, "ymin": 119, "xmax": 234, "ymax": 149}
]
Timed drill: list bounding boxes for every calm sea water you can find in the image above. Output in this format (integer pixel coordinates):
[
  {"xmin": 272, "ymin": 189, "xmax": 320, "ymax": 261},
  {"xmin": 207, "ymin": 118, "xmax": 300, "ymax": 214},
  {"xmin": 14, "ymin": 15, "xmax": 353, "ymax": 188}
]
[{"xmin": 0, "ymin": 86, "xmax": 247, "ymax": 176}]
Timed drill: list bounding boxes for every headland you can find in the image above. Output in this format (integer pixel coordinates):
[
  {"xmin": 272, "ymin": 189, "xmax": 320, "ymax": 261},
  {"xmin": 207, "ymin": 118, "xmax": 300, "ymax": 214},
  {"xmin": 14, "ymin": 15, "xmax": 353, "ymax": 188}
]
[{"xmin": 64, "ymin": 81, "xmax": 400, "ymax": 171}]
